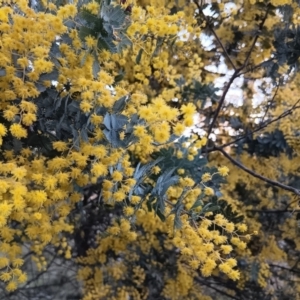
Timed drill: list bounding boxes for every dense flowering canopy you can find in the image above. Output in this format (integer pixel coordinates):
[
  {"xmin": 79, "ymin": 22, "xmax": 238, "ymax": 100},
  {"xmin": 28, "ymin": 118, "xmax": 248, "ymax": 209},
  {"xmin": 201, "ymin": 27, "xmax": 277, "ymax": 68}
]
[{"xmin": 0, "ymin": 0, "xmax": 300, "ymax": 299}]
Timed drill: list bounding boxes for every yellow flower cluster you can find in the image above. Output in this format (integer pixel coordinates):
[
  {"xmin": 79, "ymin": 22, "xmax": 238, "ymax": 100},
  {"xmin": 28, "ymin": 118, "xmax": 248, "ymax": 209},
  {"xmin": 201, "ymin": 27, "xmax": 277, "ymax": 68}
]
[
  {"xmin": 0, "ymin": 155, "xmax": 78, "ymax": 289},
  {"xmin": 77, "ymin": 217, "xmax": 143, "ymax": 299},
  {"xmin": 270, "ymin": 0, "xmax": 292, "ymax": 6},
  {"xmin": 97, "ymin": 2, "xmax": 204, "ymax": 119},
  {"xmin": 78, "ymin": 201, "xmax": 249, "ymax": 298},
  {"xmin": 171, "ymin": 213, "xmax": 247, "ymax": 281},
  {"xmin": 0, "ymin": 0, "xmax": 253, "ymax": 296}
]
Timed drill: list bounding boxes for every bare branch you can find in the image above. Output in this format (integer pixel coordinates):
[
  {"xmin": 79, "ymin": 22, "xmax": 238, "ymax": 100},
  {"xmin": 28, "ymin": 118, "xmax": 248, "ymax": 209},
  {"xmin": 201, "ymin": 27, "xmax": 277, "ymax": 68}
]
[
  {"xmin": 284, "ymin": 197, "xmax": 300, "ymax": 210},
  {"xmin": 238, "ymin": 57, "xmax": 275, "ymax": 76},
  {"xmin": 238, "ymin": 7, "xmax": 269, "ymax": 71},
  {"xmin": 192, "ymin": 4, "xmax": 269, "ymax": 144},
  {"xmin": 193, "ymin": 0, "xmax": 236, "ymax": 71},
  {"xmin": 269, "ymin": 264, "xmax": 300, "ymax": 275},
  {"xmin": 215, "ymin": 146, "xmax": 300, "ymax": 196},
  {"xmin": 260, "ymin": 83, "xmax": 280, "ymax": 125},
  {"xmin": 195, "ymin": 277, "xmax": 241, "ymax": 300},
  {"xmin": 247, "ymin": 209, "xmax": 300, "ymax": 213},
  {"xmin": 216, "ymin": 100, "xmax": 300, "ymax": 150},
  {"xmin": 206, "ymin": 69, "xmax": 240, "ymax": 142}
]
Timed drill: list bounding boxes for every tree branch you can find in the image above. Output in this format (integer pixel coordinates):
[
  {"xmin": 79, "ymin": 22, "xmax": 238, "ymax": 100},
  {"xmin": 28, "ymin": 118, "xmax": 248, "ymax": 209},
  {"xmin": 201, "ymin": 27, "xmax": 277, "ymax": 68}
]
[
  {"xmin": 206, "ymin": 69, "xmax": 240, "ymax": 141},
  {"xmin": 247, "ymin": 209, "xmax": 300, "ymax": 213},
  {"xmin": 216, "ymin": 100, "xmax": 300, "ymax": 150},
  {"xmin": 237, "ymin": 7, "xmax": 269, "ymax": 71},
  {"xmin": 195, "ymin": 277, "xmax": 241, "ymax": 300},
  {"xmin": 215, "ymin": 146, "xmax": 300, "ymax": 196},
  {"xmin": 238, "ymin": 57, "xmax": 275, "ymax": 76},
  {"xmin": 269, "ymin": 264, "xmax": 300, "ymax": 275},
  {"xmin": 284, "ymin": 197, "xmax": 300, "ymax": 210},
  {"xmin": 193, "ymin": 3, "xmax": 269, "ymax": 144},
  {"xmin": 193, "ymin": 3, "xmax": 296, "ymax": 198},
  {"xmin": 193, "ymin": 0, "xmax": 236, "ymax": 71},
  {"xmin": 260, "ymin": 83, "xmax": 280, "ymax": 125}
]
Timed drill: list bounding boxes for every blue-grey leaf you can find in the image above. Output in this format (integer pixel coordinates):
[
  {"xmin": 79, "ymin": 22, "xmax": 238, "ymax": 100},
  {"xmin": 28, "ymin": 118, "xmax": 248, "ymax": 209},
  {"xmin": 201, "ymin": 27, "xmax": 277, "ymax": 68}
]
[
  {"xmin": 70, "ymin": 125, "xmax": 80, "ymax": 150},
  {"xmin": 191, "ymin": 197, "xmax": 204, "ymax": 210},
  {"xmin": 103, "ymin": 113, "xmax": 112, "ymax": 130},
  {"xmin": 61, "ymin": 122, "xmax": 72, "ymax": 133},
  {"xmin": 80, "ymin": 51, "xmax": 89, "ymax": 67},
  {"xmin": 55, "ymin": 97, "xmax": 63, "ymax": 110},
  {"xmin": 136, "ymin": 49, "xmax": 143, "ymax": 64},
  {"xmin": 111, "ymin": 114, "xmax": 128, "ymax": 130},
  {"xmin": 103, "ymin": 128, "xmax": 119, "ymax": 147},
  {"xmin": 60, "ymin": 34, "xmax": 73, "ymax": 45},
  {"xmin": 0, "ymin": 69, "xmax": 6, "ymax": 77},
  {"xmin": 39, "ymin": 70, "xmax": 59, "ymax": 81},
  {"xmin": 113, "ymin": 95, "xmax": 128, "ymax": 113},
  {"xmin": 101, "ymin": 3, "xmax": 125, "ymax": 27},
  {"xmin": 68, "ymin": 101, "xmax": 80, "ymax": 113},
  {"xmin": 35, "ymin": 82, "xmax": 47, "ymax": 92},
  {"xmin": 134, "ymin": 157, "xmax": 164, "ymax": 182},
  {"xmin": 13, "ymin": 138, "xmax": 23, "ymax": 153},
  {"xmin": 80, "ymin": 128, "xmax": 89, "ymax": 142},
  {"xmin": 92, "ymin": 59, "xmax": 100, "ymax": 79},
  {"xmin": 160, "ymin": 175, "xmax": 179, "ymax": 196}
]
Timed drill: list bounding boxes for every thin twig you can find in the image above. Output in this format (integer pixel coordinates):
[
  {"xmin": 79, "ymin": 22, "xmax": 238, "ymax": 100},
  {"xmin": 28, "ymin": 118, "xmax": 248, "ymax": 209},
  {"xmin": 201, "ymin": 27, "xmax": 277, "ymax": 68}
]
[
  {"xmin": 238, "ymin": 57, "xmax": 275, "ymax": 76},
  {"xmin": 284, "ymin": 197, "xmax": 300, "ymax": 210},
  {"xmin": 237, "ymin": 7, "xmax": 269, "ymax": 71},
  {"xmin": 193, "ymin": 0, "xmax": 236, "ymax": 71},
  {"xmin": 291, "ymin": 257, "xmax": 300, "ymax": 271},
  {"xmin": 206, "ymin": 69, "xmax": 240, "ymax": 143},
  {"xmin": 200, "ymin": 6, "xmax": 269, "ymax": 144},
  {"xmin": 215, "ymin": 146, "xmax": 300, "ymax": 196},
  {"xmin": 269, "ymin": 264, "xmax": 300, "ymax": 274},
  {"xmin": 195, "ymin": 277, "xmax": 241, "ymax": 300},
  {"xmin": 215, "ymin": 100, "xmax": 300, "ymax": 150},
  {"xmin": 260, "ymin": 84, "xmax": 280, "ymax": 125},
  {"xmin": 247, "ymin": 209, "xmax": 300, "ymax": 213}
]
